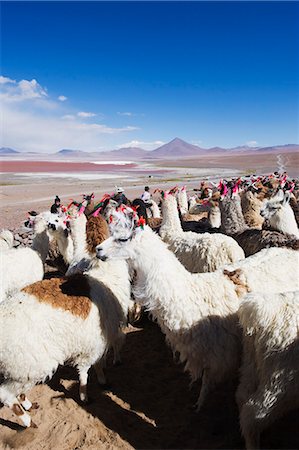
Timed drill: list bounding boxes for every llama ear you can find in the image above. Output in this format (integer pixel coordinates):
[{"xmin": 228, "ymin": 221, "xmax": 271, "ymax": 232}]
[
  {"xmin": 283, "ymin": 192, "xmax": 291, "ymax": 205},
  {"xmin": 276, "ymin": 189, "xmax": 285, "ymax": 202}
]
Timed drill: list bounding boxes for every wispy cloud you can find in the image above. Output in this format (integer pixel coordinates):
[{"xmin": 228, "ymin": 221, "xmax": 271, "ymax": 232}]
[
  {"xmin": 0, "ymin": 76, "xmax": 48, "ymax": 102},
  {"xmin": 246, "ymin": 140, "xmax": 258, "ymax": 147},
  {"xmin": 77, "ymin": 111, "xmax": 96, "ymax": 118},
  {"xmin": 1, "ymin": 75, "xmax": 139, "ymax": 152},
  {"xmin": 117, "ymin": 111, "xmax": 145, "ymax": 117},
  {"xmin": 191, "ymin": 140, "xmax": 203, "ymax": 146},
  {"xmin": 0, "ymin": 75, "xmax": 16, "ymax": 85},
  {"xmin": 118, "ymin": 140, "xmax": 165, "ymax": 150},
  {"xmin": 117, "ymin": 111, "xmax": 133, "ymax": 117},
  {"xmin": 58, "ymin": 95, "xmax": 67, "ymax": 102}
]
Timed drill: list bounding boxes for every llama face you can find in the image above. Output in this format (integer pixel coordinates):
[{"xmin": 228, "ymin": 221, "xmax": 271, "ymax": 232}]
[
  {"xmin": 260, "ymin": 190, "xmax": 289, "ymax": 220},
  {"xmin": 96, "ymin": 235, "xmax": 135, "ymax": 261},
  {"xmin": 46, "ymin": 213, "xmax": 68, "ymax": 233},
  {"xmin": 97, "ymin": 206, "xmax": 141, "ymax": 261}
]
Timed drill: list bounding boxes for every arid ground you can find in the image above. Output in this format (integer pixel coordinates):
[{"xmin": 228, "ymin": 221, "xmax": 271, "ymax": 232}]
[
  {"xmin": 1, "ymin": 151, "xmax": 297, "ymax": 229},
  {"xmin": 1, "ymin": 320, "xmax": 298, "ymax": 450}
]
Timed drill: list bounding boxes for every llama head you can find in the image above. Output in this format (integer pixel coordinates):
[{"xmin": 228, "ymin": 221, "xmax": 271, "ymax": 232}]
[
  {"xmin": 260, "ymin": 189, "xmax": 290, "ymax": 220},
  {"xmin": 96, "ymin": 205, "xmax": 144, "ymax": 261},
  {"xmin": 46, "ymin": 212, "xmax": 70, "ymax": 237}
]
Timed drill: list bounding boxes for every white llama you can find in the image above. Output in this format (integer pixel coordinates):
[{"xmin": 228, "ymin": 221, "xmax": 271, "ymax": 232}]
[
  {"xmin": 260, "ymin": 190, "xmax": 299, "ymax": 238},
  {"xmin": 0, "ymin": 267, "xmax": 128, "ymax": 428},
  {"xmin": 176, "ymin": 186, "xmax": 189, "ymax": 214},
  {"xmin": 237, "ymin": 291, "xmax": 299, "ymax": 449},
  {"xmin": 0, "ymin": 229, "xmax": 14, "ymax": 251},
  {"xmin": 47, "ymin": 214, "xmax": 74, "ymax": 266},
  {"xmin": 159, "ymin": 193, "xmax": 245, "ymax": 273},
  {"xmin": 147, "ymin": 199, "xmax": 161, "ymax": 218},
  {"xmin": 0, "ymin": 213, "xmax": 53, "ymax": 301},
  {"xmin": 65, "ymin": 209, "xmax": 134, "ymax": 331},
  {"xmin": 96, "ymin": 207, "xmax": 298, "ymax": 411}
]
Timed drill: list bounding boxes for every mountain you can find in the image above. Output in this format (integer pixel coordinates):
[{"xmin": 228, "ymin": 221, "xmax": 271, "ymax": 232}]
[
  {"xmin": 150, "ymin": 138, "xmax": 206, "ymax": 158},
  {"xmin": 252, "ymin": 144, "xmax": 299, "ymax": 154},
  {"xmin": 95, "ymin": 147, "xmax": 147, "ymax": 160},
  {"xmin": 0, "ymin": 147, "xmax": 20, "ymax": 154},
  {"xmin": 56, "ymin": 149, "xmax": 92, "ymax": 158}
]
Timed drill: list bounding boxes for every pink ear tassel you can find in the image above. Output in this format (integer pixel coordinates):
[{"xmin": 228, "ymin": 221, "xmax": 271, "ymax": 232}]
[
  {"xmin": 232, "ymin": 184, "xmax": 238, "ymax": 194},
  {"xmin": 92, "ymin": 207, "xmax": 101, "ymax": 217},
  {"xmin": 78, "ymin": 204, "xmax": 86, "ymax": 215},
  {"xmin": 223, "ymin": 184, "xmax": 229, "ymax": 197}
]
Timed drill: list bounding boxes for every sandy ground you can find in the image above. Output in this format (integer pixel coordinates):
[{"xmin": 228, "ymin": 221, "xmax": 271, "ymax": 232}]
[
  {"xmin": 2, "ymin": 151, "xmax": 298, "ymax": 229},
  {"xmin": 159, "ymin": 151, "xmax": 299, "ymax": 178},
  {"xmin": 1, "ymin": 320, "xmax": 298, "ymax": 450}
]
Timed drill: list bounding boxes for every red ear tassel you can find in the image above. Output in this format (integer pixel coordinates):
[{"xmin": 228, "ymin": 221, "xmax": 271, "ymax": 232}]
[{"xmin": 137, "ymin": 217, "xmax": 146, "ymax": 229}]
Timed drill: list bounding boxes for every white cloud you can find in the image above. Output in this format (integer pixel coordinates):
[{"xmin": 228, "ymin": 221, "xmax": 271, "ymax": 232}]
[
  {"xmin": 117, "ymin": 111, "xmax": 133, "ymax": 117},
  {"xmin": 77, "ymin": 111, "xmax": 96, "ymax": 118},
  {"xmin": 0, "ymin": 77, "xmax": 48, "ymax": 102},
  {"xmin": 191, "ymin": 140, "xmax": 203, "ymax": 146},
  {"xmin": 1, "ymin": 75, "xmax": 140, "ymax": 153},
  {"xmin": 246, "ymin": 140, "xmax": 258, "ymax": 147},
  {"xmin": 2, "ymin": 103, "xmax": 139, "ymax": 153},
  {"xmin": 58, "ymin": 95, "xmax": 67, "ymax": 102},
  {"xmin": 118, "ymin": 140, "xmax": 165, "ymax": 150},
  {"xmin": 0, "ymin": 75, "xmax": 16, "ymax": 85}
]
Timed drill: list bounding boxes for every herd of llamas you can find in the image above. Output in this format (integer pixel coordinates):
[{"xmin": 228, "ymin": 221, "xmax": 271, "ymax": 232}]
[{"xmin": 0, "ymin": 172, "xmax": 298, "ymax": 449}]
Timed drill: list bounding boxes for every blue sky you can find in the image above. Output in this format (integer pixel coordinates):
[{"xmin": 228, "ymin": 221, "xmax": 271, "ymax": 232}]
[{"xmin": 1, "ymin": 1, "xmax": 298, "ymax": 152}]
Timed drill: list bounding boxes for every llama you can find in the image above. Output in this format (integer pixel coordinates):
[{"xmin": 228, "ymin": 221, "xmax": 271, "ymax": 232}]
[
  {"xmin": 159, "ymin": 193, "xmax": 245, "ymax": 273},
  {"xmin": 220, "ymin": 192, "xmax": 247, "ymax": 235},
  {"xmin": 0, "ymin": 229, "xmax": 14, "ymax": 251},
  {"xmin": 177, "ymin": 186, "xmax": 189, "ymax": 215},
  {"xmin": 218, "ymin": 188, "xmax": 298, "ymax": 256},
  {"xmin": 0, "ymin": 269, "xmax": 128, "ymax": 428},
  {"xmin": 188, "ymin": 195, "xmax": 199, "ymax": 214},
  {"xmin": 260, "ymin": 190, "xmax": 299, "ymax": 238},
  {"xmin": 0, "ymin": 213, "xmax": 53, "ymax": 301},
  {"xmin": 236, "ymin": 291, "xmax": 299, "ymax": 449},
  {"xmin": 241, "ymin": 190, "xmax": 264, "ymax": 229},
  {"xmin": 177, "ymin": 187, "xmax": 208, "ymax": 222},
  {"xmin": 96, "ymin": 207, "xmax": 298, "ymax": 411},
  {"xmin": 232, "ymin": 228, "xmax": 299, "ymax": 257},
  {"xmin": 66, "ymin": 205, "xmax": 110, "ymax": 276},
  {"xmin": 64, "ymin": 208, "xmax": 134, "ymax": 328}
]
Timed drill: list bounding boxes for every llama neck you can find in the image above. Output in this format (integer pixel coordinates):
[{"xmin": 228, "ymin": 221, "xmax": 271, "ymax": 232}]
[
  {"xmin": 132, "ymin": 228, "xmax": 201, "ymax": 330},
  {"xmin": 220, "ymin": 195, "xmax": 247, "ymax": 234},
  {"xmin": 177, "ymin": 190, "xmax": 188, "ymax": 214},
  {"xmin": 31, "ymin": 228, "xmax": 50, "ymax": 264},
  {"xmin": 270, "ymin": 206, "xmax": 299, "ymax": 237},
  {"xmin": 160, "ymin": 197, "xmax": 183, "ymax": 237},
  {"xmin": 71, "ymin": 215, "xmax": 89, "ymax": 260},
  {"xmin": 151, "ymin": 200, "xmax": 161, "ymax": 218},
  {"xmin": 88, "ymin": 259, "xmax": 131, "ymax": 317},
  {"xmin": 56, "ymin": 231, "xmax": 74, "ymax": 265},
  {"xmin": 208, "ymin": 206, "xmax": 221, "ymax": 228}
]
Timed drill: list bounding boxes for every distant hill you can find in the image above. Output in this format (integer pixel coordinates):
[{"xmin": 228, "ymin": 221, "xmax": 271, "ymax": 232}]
[
  {"xmin": 0, "ymin": 147, "xmax": 20, "ymax": 154},
  {"xmin": 95, "ymin": 147, "xmax": 147, "ymax": 159},
  {"xmin": 252, "ymin": 144, "xmax": 299, "ymax": 154},
  {"xmin": 1, "ymin": 141, "xmax": 298, "ymax": 160},
  {"xmin": 56, "ymin": 149, "xmax": 93, "ymax": 158},
  {"xmin": 150, "ymin": 138, "xmax": 206, "ymax": 158}
]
